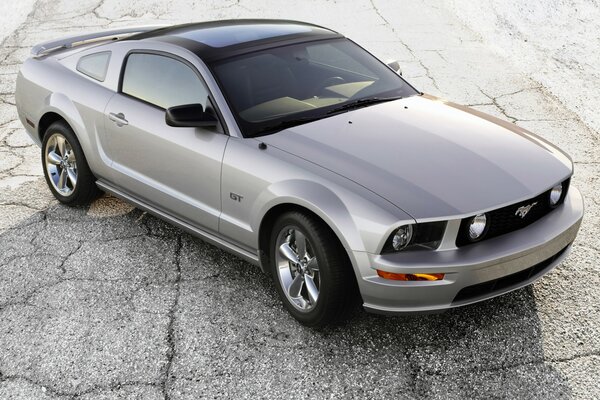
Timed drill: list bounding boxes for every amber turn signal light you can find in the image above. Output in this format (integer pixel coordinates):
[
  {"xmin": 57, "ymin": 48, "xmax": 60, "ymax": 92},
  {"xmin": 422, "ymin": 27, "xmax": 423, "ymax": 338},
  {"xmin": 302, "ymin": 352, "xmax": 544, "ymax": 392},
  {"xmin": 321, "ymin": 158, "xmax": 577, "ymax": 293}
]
[{"xmin": 376, "ymin": 270, "xmax": 444, "ymax": 281}]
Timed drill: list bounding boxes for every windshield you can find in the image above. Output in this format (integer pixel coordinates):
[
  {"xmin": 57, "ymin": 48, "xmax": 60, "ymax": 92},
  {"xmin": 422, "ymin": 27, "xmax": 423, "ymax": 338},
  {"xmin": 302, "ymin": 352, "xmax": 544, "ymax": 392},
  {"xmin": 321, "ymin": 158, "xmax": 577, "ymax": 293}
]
[{"xmin": 210, "ymin": 38, "xmax": 419, "ymax": 137}]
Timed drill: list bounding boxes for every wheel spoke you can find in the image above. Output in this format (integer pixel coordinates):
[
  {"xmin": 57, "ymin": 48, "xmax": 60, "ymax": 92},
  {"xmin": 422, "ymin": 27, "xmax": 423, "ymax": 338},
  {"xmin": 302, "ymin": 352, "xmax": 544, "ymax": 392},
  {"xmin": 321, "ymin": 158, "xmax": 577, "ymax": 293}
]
[
  {"xmin": 279, "ymin": 242, "xmax": 300, "ymax": 264},
  {"xmin": 57, "ymin": 168, "xmax": 67, "ymax": 190},
  {"xmin": 48, "ymin": 135, "xmax": 57, "ymax": 151},
  {"xmin": 275, "ymin": 225, "xmax": 321, "ymax": 312},
  {"xmin": 307, "ymin": 256, "xmax": 319, "ymax": 271},
  {"xmin": 67, "ymin": 167, "xmax": 77, "ymax": 187},
  {"xmin": 296, "ymin": 297, "xmax": 308, "ymax": 309},
  {"xmin": 47, "ymin": 151, "xmax": 62, "ymax": 165},
  {"xmin": 66, "ymin": 149, "xmax": 76, "ymax": 163},
  {"xmin": 294, "ymin": 230, "xmax": 307, "ymax": 258},
  {"xmin": 288, "ymin": 274, "xmax": 304, "ymax": 298},
  {"xmin": 56, "ymin": 136, "xmax": 66, "ymax": 156},
  {"xmin": 304, "ymin": 275, "xmax": 319, "ymax": 305}
]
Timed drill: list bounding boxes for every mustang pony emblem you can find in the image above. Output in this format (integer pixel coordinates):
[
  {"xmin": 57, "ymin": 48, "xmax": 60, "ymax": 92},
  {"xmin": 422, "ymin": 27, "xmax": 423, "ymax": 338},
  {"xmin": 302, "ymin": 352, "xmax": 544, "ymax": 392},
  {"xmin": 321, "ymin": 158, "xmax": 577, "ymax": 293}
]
[{"xmin": 515, "ymin": 202, "xmax": 538, "ymax": 218}]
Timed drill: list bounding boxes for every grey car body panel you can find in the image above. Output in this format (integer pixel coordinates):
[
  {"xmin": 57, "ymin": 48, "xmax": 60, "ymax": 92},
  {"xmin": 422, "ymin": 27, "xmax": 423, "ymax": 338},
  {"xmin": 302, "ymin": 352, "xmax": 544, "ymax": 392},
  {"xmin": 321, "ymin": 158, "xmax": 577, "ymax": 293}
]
[
  {"xmin": 15, "ymin": 22, "xmax": 584, "ymax": 314},
  {"xmin": 360, "ymin": 186, "xmax": 583, "ymax": 312},
  {"xmin": 220, "ymin": 137, "xmax": 412, "ymax": 255},
  {"xmin": 16, "ymin": 56, "xmax": 117, "ymax": 181},
  {"xmin": 103, "ymin": 92, "xmax": 228, "ymax": 233},
  {"xmin": 260, "ymin": 95, "xmax": 572, "ymax": 221}
]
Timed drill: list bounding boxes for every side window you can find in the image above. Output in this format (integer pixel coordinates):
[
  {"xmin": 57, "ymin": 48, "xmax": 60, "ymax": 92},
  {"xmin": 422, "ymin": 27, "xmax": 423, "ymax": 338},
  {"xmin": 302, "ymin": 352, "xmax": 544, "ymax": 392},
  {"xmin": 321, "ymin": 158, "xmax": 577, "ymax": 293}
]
[
  {"xmin": 306, "ymin": 43, "xmax": 374, "ymax": 77},
  {"xmin": 76, "ymin": 51, "xmax": 111, "ymax": 81},
  {"xmin": 121, "ymin": 53, "xmax": 209, "ymax": 109}
]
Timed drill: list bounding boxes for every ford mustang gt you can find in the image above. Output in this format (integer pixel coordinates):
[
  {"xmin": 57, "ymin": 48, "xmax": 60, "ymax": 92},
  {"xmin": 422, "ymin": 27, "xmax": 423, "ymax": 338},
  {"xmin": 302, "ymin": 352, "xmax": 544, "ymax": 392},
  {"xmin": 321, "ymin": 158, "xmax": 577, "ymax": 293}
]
[{"xmin": 15, "ymin": 20, "xmax": 583, "ymax": 326}]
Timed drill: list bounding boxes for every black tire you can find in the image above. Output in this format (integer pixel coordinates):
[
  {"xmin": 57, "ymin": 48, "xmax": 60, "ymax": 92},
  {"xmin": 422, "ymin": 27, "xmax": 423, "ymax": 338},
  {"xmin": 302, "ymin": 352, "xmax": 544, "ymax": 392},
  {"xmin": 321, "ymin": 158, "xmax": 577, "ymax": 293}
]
[
  {"xmin": 41, "ymin": 120, "xmax": 101, "ymax": 205},
  {"xmin": 269, "ymin": 211, "xmax": 357, "ymax": 327}
]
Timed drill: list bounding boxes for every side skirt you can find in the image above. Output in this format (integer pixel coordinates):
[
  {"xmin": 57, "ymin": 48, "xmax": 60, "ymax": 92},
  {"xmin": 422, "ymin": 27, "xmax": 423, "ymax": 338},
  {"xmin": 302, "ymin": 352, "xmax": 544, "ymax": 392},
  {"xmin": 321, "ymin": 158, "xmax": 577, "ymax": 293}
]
[{"xmin": 96, "ymin": 179, "xmax": 261, "ymax": 267}]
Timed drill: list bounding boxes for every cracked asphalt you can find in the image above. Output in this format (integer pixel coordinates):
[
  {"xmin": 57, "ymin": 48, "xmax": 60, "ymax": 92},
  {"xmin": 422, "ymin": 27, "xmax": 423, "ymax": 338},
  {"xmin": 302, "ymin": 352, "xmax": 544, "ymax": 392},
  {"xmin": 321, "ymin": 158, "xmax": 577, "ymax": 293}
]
[{"xmin": 1, "ymin": 1, "xmax": 599, "ymax": 399}]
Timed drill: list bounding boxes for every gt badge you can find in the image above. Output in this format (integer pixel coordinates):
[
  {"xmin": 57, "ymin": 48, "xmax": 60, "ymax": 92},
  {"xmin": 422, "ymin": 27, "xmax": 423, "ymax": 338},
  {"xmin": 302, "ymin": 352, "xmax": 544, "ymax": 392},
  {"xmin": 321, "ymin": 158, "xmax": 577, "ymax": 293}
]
[{"xmin": 230, "ymin": 192, "xmax": 244, "ymax": 202}]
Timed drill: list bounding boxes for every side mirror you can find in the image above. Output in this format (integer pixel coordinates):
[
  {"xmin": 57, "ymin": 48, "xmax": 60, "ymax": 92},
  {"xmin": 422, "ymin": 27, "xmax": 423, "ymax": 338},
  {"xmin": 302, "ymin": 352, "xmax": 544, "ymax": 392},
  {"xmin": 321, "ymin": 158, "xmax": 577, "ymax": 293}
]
[
  {"xmin": 165, "ymin": 103, "xmax": 218, "ymax": 128},
  {"xmin": 386, "ymin": 59, "xmax": 402, "ymax": 75}
]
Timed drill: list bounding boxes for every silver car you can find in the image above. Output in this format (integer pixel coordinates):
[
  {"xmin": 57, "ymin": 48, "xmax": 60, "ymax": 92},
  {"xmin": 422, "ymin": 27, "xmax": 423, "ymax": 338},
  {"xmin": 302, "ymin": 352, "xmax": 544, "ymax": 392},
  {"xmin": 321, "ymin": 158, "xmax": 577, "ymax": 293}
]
[{"xmin": 15, "ymin": 20, "xmax": 584, "ymax": 326}]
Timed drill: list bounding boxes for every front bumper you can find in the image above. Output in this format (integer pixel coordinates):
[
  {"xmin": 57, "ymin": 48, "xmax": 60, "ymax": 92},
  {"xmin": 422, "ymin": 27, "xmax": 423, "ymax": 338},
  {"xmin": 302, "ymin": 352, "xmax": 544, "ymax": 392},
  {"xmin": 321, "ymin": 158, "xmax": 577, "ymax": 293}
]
[{"xmin": 355, "ymin": 186, "xmax": 584, "ymax": 314}]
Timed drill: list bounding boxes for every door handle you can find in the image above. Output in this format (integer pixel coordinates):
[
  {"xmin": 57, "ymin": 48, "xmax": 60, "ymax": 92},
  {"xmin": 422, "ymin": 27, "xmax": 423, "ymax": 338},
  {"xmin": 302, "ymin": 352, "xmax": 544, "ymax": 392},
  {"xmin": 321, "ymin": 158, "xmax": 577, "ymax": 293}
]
[{"xmin": 108, "ymin": 112, "xmax": 128, "ymax": 126}]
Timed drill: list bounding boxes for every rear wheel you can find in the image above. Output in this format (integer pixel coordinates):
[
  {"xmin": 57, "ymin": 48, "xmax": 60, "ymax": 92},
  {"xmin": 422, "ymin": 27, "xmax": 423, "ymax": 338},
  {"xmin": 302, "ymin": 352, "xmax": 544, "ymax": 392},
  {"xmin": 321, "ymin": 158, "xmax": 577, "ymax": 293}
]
[
  {"xmin": 269, "ymin": 211, "xmax": 356, "ymax": 327},
  {"xmin": 41, "ymin": 121, "xmax": 101, "ymax": 205}
]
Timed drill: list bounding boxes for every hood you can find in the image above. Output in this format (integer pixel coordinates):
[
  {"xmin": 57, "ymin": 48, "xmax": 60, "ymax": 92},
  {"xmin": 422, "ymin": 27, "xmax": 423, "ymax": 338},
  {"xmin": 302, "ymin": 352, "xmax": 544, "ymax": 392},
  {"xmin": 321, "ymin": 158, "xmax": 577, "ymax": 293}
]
[{"xmin": 261, "ymin": 95, "xmax": 572, "ymax": 220}]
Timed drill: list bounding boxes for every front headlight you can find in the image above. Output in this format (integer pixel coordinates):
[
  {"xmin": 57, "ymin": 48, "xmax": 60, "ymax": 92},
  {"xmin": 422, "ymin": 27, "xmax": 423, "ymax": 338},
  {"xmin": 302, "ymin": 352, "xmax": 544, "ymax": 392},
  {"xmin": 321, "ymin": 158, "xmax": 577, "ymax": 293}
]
[
  {"xmin": 382, "ymin": 221, "xmax": 446, "ymax": 253},
  {"xmin": 549, "ymin": 184, "xmax": 563, "ymax": 206},
  {"xmin": 391, "ymin": 225, "xmax": 413, "ymax": 251}
]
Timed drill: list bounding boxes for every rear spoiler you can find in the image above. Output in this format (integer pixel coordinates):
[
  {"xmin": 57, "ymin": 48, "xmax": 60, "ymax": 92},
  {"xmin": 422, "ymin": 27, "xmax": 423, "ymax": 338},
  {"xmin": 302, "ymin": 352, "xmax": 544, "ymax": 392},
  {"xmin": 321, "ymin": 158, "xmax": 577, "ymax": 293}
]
[{"xmin": 31, "ymin": 25, "xmax": 167, "ymax": 57}]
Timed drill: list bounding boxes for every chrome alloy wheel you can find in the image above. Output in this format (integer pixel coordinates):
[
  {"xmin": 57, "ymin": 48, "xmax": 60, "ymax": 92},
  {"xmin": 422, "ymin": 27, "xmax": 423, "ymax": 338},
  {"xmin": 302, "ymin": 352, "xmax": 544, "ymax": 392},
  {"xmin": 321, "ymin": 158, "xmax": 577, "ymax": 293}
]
[
  {"xmin": 44, "ymin": 133, "xmax": 78, "ymax": 196},
  {"xmin": 275, "ymin": 226, "xmax": 321, "ymax": 311}
]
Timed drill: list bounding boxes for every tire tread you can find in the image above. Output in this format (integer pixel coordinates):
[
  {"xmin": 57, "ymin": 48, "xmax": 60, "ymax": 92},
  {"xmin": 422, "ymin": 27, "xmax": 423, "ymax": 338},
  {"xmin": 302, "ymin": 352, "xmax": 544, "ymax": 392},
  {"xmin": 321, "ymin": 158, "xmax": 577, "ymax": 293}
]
[{"xmin": 270, "ymin": 211, "xmax": 358, "ymax": 327}]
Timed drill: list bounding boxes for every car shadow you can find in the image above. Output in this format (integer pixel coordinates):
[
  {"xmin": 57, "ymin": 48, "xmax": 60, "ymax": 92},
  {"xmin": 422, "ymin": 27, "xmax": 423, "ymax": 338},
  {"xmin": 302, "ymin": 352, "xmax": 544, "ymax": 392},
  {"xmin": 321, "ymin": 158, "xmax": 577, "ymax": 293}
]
[{"xmin": 0, "ymin": 199, "xmax": 572, "ymax": 398}]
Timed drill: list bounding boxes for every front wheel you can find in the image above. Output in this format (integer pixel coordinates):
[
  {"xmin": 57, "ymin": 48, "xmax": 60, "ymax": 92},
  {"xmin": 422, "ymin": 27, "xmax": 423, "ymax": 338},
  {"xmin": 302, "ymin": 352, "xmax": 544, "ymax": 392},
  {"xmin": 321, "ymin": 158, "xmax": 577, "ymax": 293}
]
[
  {"xmin": 41, "ymin": 121, "xmax": 101, "ymax": 205},
  {"xmin": 269, "ymin": 211, "xmax": 356, "ymax": 327}
]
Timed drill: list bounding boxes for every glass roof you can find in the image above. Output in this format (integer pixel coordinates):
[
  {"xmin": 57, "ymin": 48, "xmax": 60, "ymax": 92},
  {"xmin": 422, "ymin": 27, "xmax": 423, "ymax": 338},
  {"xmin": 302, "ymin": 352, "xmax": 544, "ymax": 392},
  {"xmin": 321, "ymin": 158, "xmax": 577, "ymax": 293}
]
[{"xmin": 174, "ymin": 24, "xmax": 313, "ymax": 48}]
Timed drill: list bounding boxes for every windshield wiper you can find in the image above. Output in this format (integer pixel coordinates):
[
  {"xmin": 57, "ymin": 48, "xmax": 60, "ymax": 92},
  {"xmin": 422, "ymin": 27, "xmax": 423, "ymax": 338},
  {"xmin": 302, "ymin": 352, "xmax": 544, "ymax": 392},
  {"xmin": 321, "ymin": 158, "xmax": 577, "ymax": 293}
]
[
  {"xmin": 326, "ymin": 96, "xmax": 402, "ymax": 115},
  {"xmin": 252, "ymin": 96, "xmax": 402, "ymax": 136},
  {"xmin": 256, "ymin": 115, "xmax": 324, "ymax": 135}
]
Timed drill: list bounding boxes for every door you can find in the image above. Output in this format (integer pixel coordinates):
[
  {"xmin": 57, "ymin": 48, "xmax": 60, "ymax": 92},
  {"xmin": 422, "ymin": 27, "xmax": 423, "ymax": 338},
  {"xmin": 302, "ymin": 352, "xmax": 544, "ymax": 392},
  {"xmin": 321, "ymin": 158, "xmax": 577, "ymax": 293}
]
[{"xmin": 104, "ymin": 52, "xmax": 229, "ymax": 233}]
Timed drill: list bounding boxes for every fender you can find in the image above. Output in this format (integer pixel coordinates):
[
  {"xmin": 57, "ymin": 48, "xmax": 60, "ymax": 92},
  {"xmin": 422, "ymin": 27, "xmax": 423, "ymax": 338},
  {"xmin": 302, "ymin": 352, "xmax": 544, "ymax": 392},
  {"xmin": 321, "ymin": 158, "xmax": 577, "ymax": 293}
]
[
  {"xmin": 219, "ymin": 137, "xmax": 414, "ymax": 262},
  {"xmin": 253, "ymin": 179, "xmax": 362, "ymax": 255},
  {"xmin": 41, "ymin": 94, "xmax": 85, "ymax": 140},
  {"xmin": 18, "ymin": 55, "xmax": 116, "ymax": 178},
  {"xmin": 249, "ymin": 178, "xmax": 415, "ymax": 277},
  {"xmin": 254, "ymin": 176, "xmax": 414, "ymax": 249},
  {"xmin": 38, "ymin": 94, "xmax": 93, "ymax": 167},
  {"xmin": 40, "ymin": 91, "xmax": 115, "ymax": 177}
]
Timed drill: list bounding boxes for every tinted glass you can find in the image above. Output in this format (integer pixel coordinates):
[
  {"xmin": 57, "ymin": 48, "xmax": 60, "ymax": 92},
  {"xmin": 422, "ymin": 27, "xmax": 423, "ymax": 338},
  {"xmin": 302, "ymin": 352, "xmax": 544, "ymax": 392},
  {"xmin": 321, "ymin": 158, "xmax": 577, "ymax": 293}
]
[
  {"xmin": 306, "ymin": 44, "xmax": 372, "ymax": 76},
  {"xmin": 175, "ymin": 24, "xmax": 313, "ymax": 48},
  {"xmin": 77, "ymin": 51, "xmax": 111, "ymax": 81},
  {"xmin": 122, "ymin": 53, "xmax": 209, "ymax": 109},
  {"xmin": 211, "ymin": 38, "xmax": 418, "ymax": 137}
]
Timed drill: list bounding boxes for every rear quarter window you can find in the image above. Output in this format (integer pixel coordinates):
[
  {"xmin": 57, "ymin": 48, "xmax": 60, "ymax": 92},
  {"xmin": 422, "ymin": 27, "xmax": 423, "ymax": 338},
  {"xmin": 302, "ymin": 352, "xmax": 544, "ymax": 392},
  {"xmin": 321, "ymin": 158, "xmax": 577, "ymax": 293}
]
[{"xmin": 76, "ymin": 51, "xmax": 111, "ymax": 81}]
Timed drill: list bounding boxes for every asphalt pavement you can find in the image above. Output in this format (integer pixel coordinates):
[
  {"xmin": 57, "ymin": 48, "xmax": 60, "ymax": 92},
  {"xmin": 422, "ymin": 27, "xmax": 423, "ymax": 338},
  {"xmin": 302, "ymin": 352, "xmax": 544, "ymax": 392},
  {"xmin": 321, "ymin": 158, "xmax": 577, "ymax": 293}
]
[{"xmin": 0, "ymin": 1, "xmax": 598, "ymax": 399}]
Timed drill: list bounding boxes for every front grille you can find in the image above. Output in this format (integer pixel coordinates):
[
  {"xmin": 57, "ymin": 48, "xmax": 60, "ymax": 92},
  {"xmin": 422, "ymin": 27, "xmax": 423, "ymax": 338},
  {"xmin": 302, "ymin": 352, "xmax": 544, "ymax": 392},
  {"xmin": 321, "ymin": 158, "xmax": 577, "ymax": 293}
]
[
  {"xmin": 456, "ymin": 179, "xmax": 570, "ymax": 247},
  {"xmin": 452, "ymin": 244, "xmax": 569, "ymax": 304}
]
